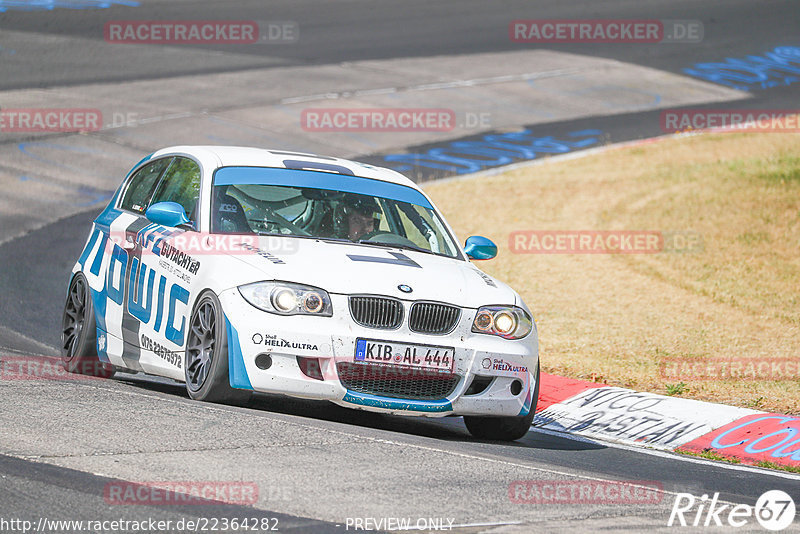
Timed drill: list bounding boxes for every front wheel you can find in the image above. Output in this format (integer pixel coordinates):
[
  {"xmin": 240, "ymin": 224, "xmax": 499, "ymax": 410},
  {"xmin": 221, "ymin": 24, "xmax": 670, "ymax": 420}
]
[
  {"xmin": 184, "ymin": 291, "xmax": 251, "ymax": 405},
  {"xmin": 61, "ymin": 273, "xmax": 114, "ymax": 378},
  {"xmin": 464, "ymin": 362, "xmax": 540, "ymax": 441}
]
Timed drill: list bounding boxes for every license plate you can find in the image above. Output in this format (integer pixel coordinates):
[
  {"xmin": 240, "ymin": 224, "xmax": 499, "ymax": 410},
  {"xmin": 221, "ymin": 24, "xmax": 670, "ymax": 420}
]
[{"xmin": 354, "ymin": 339, "xmax": 454, "ymax": 372}]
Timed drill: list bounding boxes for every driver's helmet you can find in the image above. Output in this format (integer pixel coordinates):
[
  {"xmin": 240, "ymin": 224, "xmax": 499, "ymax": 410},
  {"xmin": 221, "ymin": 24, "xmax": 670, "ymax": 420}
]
[{"xmin": 333, "ymin": 193, "xmax": 381, "ymax": 239}]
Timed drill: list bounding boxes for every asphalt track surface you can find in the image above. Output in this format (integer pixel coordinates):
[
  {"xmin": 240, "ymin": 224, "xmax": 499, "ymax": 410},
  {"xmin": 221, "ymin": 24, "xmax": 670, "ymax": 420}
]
[
  {"xmin": 1, "ymin": 1, "xmax": 800, "ymax": 532},
  {"xmin": 0, "ymin": 0, "xmax": 798, "ymax": 89}
]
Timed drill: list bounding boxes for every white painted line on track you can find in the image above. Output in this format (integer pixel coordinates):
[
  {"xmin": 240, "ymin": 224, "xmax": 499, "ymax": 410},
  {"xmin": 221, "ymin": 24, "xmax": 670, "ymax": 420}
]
[
  {"xmin": 101, "ymin": 110, "xmax": 196, "ymax": 130},
  {"xmin": 385, "ymin": 520, "xmax": 525, "ymax": 531},
  {"xmin": 279, "ymin": 68, "xmax": 583, "ymax": 105},
  {"xmin": 0, "ymin": 325, "xmax": 59, "ymax": 355},
  {"xmin": 532, "ymin": 427, "xmax": 800, "ymax": 482},
  {"xmin": 449, "ymin": 520, "xmax": 524, "ymax": 528},
  {"xmin": 332, "ymin": 520, "xmax": 525, "ymax": 531}
]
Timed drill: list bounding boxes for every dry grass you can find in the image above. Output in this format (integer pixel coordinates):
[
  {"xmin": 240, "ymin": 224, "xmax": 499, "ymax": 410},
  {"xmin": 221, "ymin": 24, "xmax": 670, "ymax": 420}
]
[{"xmin": 425, "ymin": 131, "xmax": 800, "ymax": 414}]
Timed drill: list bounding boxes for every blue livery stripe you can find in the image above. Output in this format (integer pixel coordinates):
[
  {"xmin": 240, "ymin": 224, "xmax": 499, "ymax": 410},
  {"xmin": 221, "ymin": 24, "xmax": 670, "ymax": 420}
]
[
  {"xmin": 95, "ymin": 206, "xmax": 124, "ymax": 228},
  {"xmin": 88, "ymin": 231, "xmax": 108, "ymax": 276},
  {"xmin": 518, "ymin": 386, "xmax": 532, "ymax": 417},
  {"xmin": 226, "ymin": 318, "xmax": 253, "ymax": 390},
  {"xmin": 342, "ymin": 391, "xmax": 452, "ymax": 413},
  {"xmin": 77, "ymin": 228, "xmax": 100, "ymax": 269},
  {"xmin": 90, "ymin": 286, "xmax": 107, "ymax": 333},
  {"xmin": 518, "ymin": 369, "xmax": 537, "ymax": 416}
]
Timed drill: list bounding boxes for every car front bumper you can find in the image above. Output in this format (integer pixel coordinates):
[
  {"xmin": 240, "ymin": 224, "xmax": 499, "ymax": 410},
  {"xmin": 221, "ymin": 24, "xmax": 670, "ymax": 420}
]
[{"xmin": 218, "ymin": 288, "xmax": 539, "ymax": 418}]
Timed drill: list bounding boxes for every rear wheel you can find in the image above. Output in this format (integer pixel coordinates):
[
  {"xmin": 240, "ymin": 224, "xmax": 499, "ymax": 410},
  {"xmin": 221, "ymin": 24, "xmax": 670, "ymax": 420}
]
[
  {"xmin": 185, "ymin": 291, "xmax": 251, "ymax": 405},
  {"xmin": 464, "ymin": 362, "xmax": 540, "ymax": 441},
  {"xmin": 60, "ymin": 273, "xmax": 114, "ymax": 378}
]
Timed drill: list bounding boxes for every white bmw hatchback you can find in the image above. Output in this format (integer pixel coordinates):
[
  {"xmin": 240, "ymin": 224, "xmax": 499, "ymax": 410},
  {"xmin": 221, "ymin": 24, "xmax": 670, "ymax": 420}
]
[{"xmin": 62, "ymin": 146, "xmax": 539, "ymax": 440}]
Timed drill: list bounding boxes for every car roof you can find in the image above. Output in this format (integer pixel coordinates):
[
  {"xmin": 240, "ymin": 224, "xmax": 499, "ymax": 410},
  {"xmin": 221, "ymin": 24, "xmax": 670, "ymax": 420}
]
[{"xmin": 150, "ymin": 145, "xmax": 418, "ymax": 189}]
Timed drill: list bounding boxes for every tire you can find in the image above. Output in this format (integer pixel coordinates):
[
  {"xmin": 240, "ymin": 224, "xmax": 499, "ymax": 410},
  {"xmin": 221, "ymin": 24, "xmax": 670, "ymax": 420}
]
[
  {"xmin": 464, "ymin": 362, "xmax": 540, "ymax": 441},
  {"xmin": 184, "ymin": 291, "xmax": 252, "ymax": 405},
  {"xmin": 60, "ymin": 273, "xmax": 114, "ymax": 378}
]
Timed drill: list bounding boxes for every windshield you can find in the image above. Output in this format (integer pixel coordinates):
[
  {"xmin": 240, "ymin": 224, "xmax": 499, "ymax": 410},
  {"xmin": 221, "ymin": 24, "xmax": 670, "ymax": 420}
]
[{"xmin": 211, "ymin": 167, "xmax": 461, "ymax": 259}]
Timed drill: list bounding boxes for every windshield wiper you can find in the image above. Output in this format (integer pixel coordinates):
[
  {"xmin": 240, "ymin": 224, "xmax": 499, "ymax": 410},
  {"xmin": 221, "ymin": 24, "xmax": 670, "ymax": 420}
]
[{"xmin": 316, "ymin": 236, "xmax": 352, "ymax": 244}]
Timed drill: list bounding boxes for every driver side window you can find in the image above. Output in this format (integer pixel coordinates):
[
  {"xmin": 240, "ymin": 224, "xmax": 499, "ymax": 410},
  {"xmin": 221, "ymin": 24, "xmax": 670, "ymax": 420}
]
[
  {"xmin": 119, "ymin": 158, "xmax": 172, "ymax": 214},
  {"xmin": 150, "ymin": 157, "xmax": 202, "ymax": 228}
]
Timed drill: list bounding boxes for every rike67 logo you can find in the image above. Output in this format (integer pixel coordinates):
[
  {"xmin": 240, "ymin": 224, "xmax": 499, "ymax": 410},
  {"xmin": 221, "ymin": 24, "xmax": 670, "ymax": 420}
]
[{"xmin": 668, "ymin": 490, "xmax": 796, "ymax": 531}]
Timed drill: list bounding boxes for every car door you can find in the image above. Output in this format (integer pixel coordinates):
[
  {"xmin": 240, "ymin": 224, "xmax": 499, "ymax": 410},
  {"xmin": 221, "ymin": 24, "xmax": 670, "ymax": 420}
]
[
  {"xmin": 75, "ymin": 157, "xmax": 173, "ymax": 373},
  {"xmin": 131, "ymin": 156, "xmax": 203, "ymax": 379},
  {"xmin": 82, "ymin": 155, "xmax": 202, "ymax": 380}
]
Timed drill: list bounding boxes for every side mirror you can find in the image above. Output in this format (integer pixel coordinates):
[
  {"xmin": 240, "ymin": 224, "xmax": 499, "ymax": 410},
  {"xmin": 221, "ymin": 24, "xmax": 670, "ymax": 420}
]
[
  {"xmin": 145, "ymin": 202, "xmax": 190, "ymax": 228},
  {"xmin": 464, "ymin": 235, "xmax": 497, "ymax": 260}
]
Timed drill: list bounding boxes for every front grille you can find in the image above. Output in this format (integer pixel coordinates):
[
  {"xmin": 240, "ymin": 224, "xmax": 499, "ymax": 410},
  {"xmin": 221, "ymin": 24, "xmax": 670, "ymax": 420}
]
[
  {"xmin": 409, "ymin": 302, "xmax": 461, "ymax": 334},
  {"xmin": 349, "ymin": 296, "xmax": 403, "ymax": 329},
  {"xmin": 337, "ymin": 362, "xmax": 460, "ymax": 400}
]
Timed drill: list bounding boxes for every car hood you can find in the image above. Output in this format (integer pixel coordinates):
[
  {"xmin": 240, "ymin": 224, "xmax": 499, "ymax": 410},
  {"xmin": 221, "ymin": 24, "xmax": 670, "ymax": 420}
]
[{"xmin": 227, "ymin": 237, "xmax": 517, "ymax": 308}]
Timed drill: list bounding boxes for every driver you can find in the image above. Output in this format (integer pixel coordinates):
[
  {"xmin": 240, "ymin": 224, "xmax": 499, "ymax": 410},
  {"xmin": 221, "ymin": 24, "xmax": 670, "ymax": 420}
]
[{"xmin": 335, "ymin": 194, "xmax": 382, "ymax": 241}]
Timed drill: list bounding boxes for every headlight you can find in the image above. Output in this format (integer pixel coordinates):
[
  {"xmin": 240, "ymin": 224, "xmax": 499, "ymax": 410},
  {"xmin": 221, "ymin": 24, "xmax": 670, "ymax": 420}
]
[
  {"xmin": 471, "ymin": 305, "xmax": 532, "ymax": 339},
  {"xmin": 238, "ymin": 281, "xmax": 333, "ymax": 316}
]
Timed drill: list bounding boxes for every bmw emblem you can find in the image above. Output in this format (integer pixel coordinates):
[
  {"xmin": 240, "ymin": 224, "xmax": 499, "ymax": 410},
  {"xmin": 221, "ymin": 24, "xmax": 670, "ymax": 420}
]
[{"xmin": 398, "ymin": 284, "xmax": 413, "ymax": 293}]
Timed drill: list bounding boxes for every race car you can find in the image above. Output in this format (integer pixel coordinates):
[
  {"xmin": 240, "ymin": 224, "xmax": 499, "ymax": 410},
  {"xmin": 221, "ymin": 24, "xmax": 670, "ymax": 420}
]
[{"xmin": 61, "ymin": 146, "xmax": 540, "ymax": 441}]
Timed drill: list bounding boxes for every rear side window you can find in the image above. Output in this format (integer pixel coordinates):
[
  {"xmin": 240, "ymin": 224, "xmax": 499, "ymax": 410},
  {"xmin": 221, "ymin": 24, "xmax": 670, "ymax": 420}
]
[
  {"xmin": 119, "ymin": 158, "xmax": 172, "ymax": 214},
  {"xmin": 150, "ymin": 157, "xmax": 202, "ymax": 226}
]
